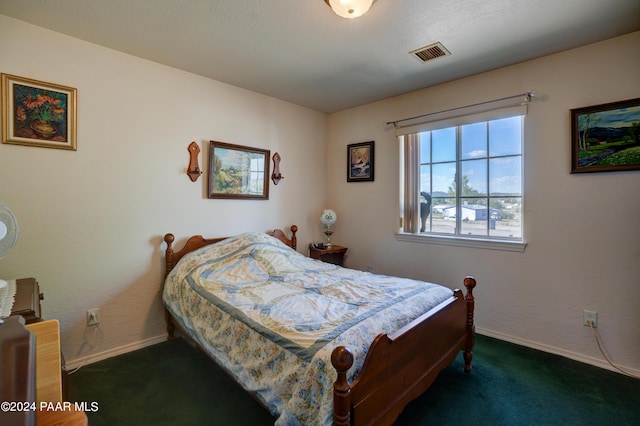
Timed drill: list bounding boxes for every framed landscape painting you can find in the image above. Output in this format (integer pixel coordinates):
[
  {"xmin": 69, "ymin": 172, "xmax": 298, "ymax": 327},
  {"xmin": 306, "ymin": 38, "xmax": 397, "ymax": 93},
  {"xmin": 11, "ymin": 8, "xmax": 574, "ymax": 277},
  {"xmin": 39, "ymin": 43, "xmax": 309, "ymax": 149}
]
[
  {"xmin": 1, "ymin": 73, "xmax": 77, "ymax": 150},
  {"xmin": 208, "ymin": 141, "xmax": 270, "ymax": 199},
  {"xmin": 571, "ymin": 98, "xmax": 640, "ymax": 173}
]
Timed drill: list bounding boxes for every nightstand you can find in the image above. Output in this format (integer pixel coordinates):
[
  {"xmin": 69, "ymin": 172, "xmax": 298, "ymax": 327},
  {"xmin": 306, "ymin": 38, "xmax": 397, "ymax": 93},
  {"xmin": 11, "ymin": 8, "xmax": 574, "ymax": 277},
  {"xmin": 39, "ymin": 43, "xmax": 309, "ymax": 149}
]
[
  {"xmin": 11, "ymin": 278, "xmax": 44, "ymax": 324},
  {"xmin": 309, "ymin": 245, "xmax": 348, "ymax": 267}
]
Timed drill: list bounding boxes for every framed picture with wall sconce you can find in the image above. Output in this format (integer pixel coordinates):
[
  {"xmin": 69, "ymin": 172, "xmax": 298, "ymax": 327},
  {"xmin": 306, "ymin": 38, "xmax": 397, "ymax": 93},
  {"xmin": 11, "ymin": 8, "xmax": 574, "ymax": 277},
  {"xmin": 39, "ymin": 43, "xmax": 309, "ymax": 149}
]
[
  {"xmin": 570, "ymin": 97, "xmax": 640, "ymax": 173},
  {"xmin": 208, "ymin": 140, "xmax": 270, "ymax": 199},
  {"xmin": 1, "ymin": 73, "xmax": 77, "ymax": 150},
  {"xmin": 347, "ymin": 141, "xmax": 374, "ymax": 182}
]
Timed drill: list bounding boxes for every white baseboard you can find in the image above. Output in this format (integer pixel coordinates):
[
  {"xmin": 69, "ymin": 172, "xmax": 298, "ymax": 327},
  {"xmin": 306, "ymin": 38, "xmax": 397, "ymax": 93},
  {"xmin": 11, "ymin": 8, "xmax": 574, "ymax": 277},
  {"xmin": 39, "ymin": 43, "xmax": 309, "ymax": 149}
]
[
  {"xmin": 65, "ymin": 329, "xmax": 639, "ymax": 379},
  {"xmin": 64, "ymin": 334, "xmax": 167, "ymax": 371},
  {"xmin": 476, "ymin": 327, "xmax": 640, "ymax": 378}
]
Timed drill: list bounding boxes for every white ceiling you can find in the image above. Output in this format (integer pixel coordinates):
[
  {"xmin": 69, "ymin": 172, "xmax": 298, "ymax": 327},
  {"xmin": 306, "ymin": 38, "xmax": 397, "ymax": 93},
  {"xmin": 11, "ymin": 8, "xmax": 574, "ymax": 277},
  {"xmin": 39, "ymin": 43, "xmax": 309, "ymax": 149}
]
[{"xmin": 1, "ymin": 0, "xmax": 639, "ymax": 113}]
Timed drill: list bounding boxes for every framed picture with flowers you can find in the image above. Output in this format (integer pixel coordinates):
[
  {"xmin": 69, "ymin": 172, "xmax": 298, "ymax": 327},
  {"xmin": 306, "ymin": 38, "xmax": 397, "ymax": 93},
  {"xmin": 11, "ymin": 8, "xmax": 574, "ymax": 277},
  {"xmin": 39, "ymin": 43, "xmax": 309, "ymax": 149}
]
[{"xmin": 1, "ymin": 74, "xmax": 77, "ymax": 150}]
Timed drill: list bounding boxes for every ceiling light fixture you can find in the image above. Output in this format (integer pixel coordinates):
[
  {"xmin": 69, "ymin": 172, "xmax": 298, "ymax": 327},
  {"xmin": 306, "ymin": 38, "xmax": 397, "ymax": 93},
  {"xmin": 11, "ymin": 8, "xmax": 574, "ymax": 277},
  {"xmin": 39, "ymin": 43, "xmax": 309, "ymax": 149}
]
[{"xmin": 324, "ymin": 0, "xmax": 373, "ymax": 19}]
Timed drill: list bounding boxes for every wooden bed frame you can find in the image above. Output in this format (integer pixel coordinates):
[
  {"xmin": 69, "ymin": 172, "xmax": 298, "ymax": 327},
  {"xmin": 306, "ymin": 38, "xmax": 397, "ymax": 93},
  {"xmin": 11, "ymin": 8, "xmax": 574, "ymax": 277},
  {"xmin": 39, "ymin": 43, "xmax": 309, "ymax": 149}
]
[{"xmin": 162, "ymin": 225, "xmax": 476, "ymax": 426}]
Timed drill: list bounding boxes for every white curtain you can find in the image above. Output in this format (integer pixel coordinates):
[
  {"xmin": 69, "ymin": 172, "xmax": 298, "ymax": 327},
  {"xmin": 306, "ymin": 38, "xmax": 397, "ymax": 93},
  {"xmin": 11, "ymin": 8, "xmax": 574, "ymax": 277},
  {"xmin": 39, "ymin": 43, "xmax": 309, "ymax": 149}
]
[{"xmin": 402, "ymin": 133, "xmax": 420, "ymax": 233}]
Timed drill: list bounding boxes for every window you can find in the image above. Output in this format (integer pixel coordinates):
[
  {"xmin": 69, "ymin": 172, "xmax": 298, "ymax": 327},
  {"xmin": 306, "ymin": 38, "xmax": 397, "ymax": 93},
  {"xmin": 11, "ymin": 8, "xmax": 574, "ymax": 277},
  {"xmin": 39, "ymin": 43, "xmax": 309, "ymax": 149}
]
[
  {"xmin": 248, "ymin": 154, "xmax": 266, "ymax": 194},
  {"xmin": 398, "ymin": 104, "xmax": 526, "ymax": 251}
]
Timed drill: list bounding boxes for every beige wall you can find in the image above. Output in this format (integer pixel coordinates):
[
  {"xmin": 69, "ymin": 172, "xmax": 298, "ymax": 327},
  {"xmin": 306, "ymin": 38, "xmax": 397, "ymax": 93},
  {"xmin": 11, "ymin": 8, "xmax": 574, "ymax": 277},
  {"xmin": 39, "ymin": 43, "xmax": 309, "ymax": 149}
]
[
  {"xmin": 327, "ymin": 32, "xmax": 640, "ymax": 373},
  {"xmin": 0, "ymin": 15, "xmax": 327, "ymax": 365},
  {"xmin": 2, "ymin": 13, "xmax": 638, "ymax": 375}
]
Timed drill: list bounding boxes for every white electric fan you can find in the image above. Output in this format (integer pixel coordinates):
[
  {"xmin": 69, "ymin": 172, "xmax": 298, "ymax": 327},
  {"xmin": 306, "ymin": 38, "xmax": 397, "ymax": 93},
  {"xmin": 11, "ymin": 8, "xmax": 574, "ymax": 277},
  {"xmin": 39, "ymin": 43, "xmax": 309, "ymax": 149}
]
[{"xmin": 0, "ymin": 203, "xmax": 19, "ymax": 290}]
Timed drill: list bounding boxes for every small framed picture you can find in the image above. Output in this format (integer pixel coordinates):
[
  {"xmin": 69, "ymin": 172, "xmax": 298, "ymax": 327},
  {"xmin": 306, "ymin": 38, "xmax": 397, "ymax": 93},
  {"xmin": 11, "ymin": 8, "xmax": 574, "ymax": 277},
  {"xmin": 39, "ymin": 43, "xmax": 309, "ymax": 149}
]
[
  {"xmin": 1, "ymin": 73, "xmax": 77, "ymax": 150},
  {"xmin": 208, "ymin": 140, "xmax": 270, "ymax": 199},
  {"xmin": 571, "ymin": 98, "xmax": 640, "ymax": 173},
  {"xmin": 347, "ymin": 141, "xmax": 374, "ymax": 182}
]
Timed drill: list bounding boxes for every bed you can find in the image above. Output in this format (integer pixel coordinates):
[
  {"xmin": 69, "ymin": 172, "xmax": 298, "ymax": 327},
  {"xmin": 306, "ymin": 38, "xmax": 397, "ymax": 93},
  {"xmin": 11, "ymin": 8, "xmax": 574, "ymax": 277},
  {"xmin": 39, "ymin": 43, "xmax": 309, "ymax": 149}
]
[{"xmin": 162, "ymin": 225, "xmax": 476, "ymax": 425}]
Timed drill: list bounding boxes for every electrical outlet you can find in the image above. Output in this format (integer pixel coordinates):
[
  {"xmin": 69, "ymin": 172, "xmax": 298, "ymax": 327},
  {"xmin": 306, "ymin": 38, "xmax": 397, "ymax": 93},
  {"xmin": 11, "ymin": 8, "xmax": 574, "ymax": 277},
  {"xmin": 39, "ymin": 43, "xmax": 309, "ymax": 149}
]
[
  {"xmin": 87, "ymin": 308, "xmax": 100, "ymax": 326},
  {"xmin": 583, "ymin": 310, "xmax": 597, "ymax": 328}
]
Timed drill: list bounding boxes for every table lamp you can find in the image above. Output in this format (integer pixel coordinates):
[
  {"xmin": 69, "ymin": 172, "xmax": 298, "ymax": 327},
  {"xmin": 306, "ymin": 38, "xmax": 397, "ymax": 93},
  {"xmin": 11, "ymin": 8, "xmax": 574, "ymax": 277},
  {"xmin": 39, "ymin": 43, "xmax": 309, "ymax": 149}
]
[{"xmin": 320, "ymin": 209, "xmax": 337, "ymax": 248}]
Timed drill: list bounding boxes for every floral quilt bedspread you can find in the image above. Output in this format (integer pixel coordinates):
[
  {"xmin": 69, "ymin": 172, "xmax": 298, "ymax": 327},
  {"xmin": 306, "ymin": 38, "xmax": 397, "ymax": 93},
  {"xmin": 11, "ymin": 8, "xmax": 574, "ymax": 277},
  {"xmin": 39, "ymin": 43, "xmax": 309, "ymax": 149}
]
[{"xmin": 163, "ymin": 232, "xmax": 453, "ymax": 425}]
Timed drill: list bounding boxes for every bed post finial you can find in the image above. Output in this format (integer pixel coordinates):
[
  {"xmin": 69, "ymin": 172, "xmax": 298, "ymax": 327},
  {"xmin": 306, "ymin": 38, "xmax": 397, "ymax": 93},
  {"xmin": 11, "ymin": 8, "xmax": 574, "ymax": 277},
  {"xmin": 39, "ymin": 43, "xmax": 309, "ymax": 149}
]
[
  {"xmin": 331, "ymin": 346, "xmax": 354, "ymax": 426},
  {"xmin": 164, "ymin": 234, "xmax": 176, "ymax": 274},
  {"xmin": 463, "ymin": 276, "xmax": 476, "ymax": 372},
  {"xmin": 163, "ymin": 233, "xmax": 178, "ymax": 340},
  {"xmin": 290, "ymin": 225, "xmax": 298, "ymax": 250}
]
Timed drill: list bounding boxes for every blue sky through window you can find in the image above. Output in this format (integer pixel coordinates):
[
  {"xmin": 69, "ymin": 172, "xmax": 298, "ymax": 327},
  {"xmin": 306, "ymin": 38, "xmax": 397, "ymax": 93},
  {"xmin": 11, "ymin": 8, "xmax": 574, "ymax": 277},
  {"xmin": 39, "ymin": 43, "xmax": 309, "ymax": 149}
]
[{"xmin": 420, "ymin": 116, "xmax": 522, "ymax": 197}]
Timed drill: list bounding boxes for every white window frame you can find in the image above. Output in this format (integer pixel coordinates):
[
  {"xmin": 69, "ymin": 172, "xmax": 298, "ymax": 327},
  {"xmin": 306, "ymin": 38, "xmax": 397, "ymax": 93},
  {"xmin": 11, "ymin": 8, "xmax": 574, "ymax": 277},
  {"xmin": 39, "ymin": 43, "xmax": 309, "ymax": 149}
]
[{"xmin": 396, "ymin": 103, "xmax": 528, "ymax": 252}]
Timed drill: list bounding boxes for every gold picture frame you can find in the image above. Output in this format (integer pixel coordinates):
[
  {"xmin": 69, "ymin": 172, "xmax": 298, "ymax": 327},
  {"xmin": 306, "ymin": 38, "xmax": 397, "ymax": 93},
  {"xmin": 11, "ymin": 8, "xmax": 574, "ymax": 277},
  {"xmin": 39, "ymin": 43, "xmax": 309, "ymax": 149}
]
[
  {"xmin": 208, "ymin": 140, "xmax": 270, "ymax": 200},
  {"xmin": 1, "ymin": 73, "xmax": 77, "ymax": 150}
]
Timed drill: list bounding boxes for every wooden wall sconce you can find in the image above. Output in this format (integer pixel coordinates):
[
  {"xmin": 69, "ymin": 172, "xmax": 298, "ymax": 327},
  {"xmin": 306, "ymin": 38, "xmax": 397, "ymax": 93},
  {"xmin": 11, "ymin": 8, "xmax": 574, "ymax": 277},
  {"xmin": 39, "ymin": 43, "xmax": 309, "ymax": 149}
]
[
  {"xmin": 187, "ymin": 141, "xmax": 202, "ymax": 182},
  {"xmin": 271, "ymin": 152, "xmax": 283, "ymax": 185}
]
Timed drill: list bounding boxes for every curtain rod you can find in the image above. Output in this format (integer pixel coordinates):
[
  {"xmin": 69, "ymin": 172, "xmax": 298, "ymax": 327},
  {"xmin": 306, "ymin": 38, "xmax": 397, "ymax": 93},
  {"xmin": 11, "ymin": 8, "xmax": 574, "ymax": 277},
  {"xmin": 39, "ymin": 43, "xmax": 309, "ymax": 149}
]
[{"xmin": 386, "ymin": 91, "xmax": 534, "ymax": 129}]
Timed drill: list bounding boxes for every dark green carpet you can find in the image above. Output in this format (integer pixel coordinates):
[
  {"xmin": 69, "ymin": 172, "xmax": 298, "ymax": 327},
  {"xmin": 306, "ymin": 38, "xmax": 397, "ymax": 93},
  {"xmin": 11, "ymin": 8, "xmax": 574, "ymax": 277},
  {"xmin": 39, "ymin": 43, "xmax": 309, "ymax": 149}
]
[{"xmin": 68, "ymin": 335, "xmax": 639, "ymax": 425}]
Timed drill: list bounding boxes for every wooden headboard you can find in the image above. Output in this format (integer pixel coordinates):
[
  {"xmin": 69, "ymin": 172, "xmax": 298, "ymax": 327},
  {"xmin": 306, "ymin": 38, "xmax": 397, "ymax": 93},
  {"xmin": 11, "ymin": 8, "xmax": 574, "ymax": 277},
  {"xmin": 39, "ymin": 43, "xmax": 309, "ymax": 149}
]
[{"xmin": 163, "ymin": 225, "xmax": 298, "ymax": 278}]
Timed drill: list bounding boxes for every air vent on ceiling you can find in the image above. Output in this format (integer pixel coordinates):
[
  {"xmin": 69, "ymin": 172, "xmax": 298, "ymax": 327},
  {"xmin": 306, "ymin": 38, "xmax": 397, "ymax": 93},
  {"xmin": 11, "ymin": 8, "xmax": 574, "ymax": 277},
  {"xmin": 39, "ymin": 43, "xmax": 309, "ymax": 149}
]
[{"xmin": 410, "ymin": 42, "xmax": 450, "ymax": 63}]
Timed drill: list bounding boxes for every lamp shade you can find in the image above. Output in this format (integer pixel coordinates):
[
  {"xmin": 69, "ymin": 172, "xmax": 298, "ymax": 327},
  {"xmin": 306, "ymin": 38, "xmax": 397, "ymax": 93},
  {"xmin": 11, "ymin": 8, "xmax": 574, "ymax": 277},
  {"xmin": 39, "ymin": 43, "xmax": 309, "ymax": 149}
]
[
  {"xmin": 326, "ymin": 0, "xmax": 373, "ymax": 19},
  {"xmin": 320, "ymin": 209, "xmax": 337, "ymax": 226}
]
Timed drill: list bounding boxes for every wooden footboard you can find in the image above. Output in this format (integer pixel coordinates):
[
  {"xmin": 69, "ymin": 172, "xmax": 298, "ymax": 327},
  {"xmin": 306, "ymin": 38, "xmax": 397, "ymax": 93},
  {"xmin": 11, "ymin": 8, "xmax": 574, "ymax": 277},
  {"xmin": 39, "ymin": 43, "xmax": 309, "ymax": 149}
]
[{"xmin": 331, "ymin": 276, "xmax": 476, "ymax": 426}]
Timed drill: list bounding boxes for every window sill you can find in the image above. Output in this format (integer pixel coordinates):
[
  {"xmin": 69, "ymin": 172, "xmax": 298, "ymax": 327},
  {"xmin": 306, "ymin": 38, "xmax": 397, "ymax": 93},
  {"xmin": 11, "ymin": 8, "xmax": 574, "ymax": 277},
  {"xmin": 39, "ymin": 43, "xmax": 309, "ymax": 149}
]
[{"xmin": 395, "ymin": 232, "xmax": 527, "ymax": 252}]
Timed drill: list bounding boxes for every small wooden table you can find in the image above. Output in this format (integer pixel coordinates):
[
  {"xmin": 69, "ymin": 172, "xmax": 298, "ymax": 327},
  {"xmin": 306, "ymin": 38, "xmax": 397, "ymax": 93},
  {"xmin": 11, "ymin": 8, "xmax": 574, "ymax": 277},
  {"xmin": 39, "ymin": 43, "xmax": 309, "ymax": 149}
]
[
  {"xmin": 309, "ymin": 245, "xmax": 348, "ymax": 267},
  {"xmin": 27, "ymin": 320, "xmax": 87, "ymax": 426},
  {"xmin": 27, "ymin": 320, "xmax": 63, "ymax": 403}
]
